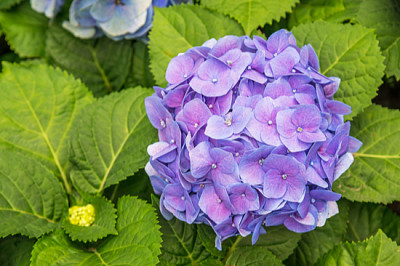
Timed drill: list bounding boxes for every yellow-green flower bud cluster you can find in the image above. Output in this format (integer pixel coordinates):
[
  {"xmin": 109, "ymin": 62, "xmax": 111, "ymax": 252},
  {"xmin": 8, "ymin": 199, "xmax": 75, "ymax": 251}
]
[{"xmin": 68, "ymin": 204, "xmax": 95, "ymax": 227}]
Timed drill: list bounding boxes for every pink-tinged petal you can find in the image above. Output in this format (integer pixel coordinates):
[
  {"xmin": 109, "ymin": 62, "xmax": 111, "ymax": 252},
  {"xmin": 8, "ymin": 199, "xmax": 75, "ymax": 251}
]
[
  {"xmin": 280, "ymin": 134, "xmax": 311, "ymax": 152},
  {"xmin": 263, "ymin": 170, "xmax": 288, "ymax": 198},
  {"xmin": 163, "ymin": 184, "xmax": 186, "ymax": 212},
  {"xmin": 324, "ymin": 100, "xmax": 352, "ymax": 115},
  {"xmin": 276, "ymin": 109, "xmax": 296, "ymax": 138},
  {"xmin": 270, "ymin": 47, "xmax": 300, "ymax": 77},
  {"xmin": 260, "ymin": 125, "xmax": 282, "ymax": 146},
  {"xmin": 242, "ymin": 69, "xmax": 268, "ymax": 84},
  {"xmin": 245, "ymin": 114, "xmax": 263, "ymax": 142},
  {"xmin": 254, "ymin": 97, "xmax": 275, "ymax": 123},
  {"xmin": 210, "ymin": 35, "xmax": 242, "ymax": 57},
  {"xmin": 295, "ymin": 93, "xmax": 315, "ymax": 105},
  {"xmin": 298, "ymin": 130, "xmax": 326, "ymax": 143},
  {"xmin": 291, "ymin": 105, "xmax": 321, "ymax": 131},
  {"xmin": 284, "ymin": 177, "xmax": 306, "ymax": 203},
  {"xmin": 216, "ymin": 91, "xmax": 233, "ymax": 115},
  {"xmin": 267, "ymin": 29, "xmax": 290, "ymax": 53},
  {"xmin": 210, "ymin": 148, "xmax": 238, "ymax": 174},
  {"xmin": 274, "ymin": 95, "xmax": 297, "ymax": 107},
  {"xmin": 189, "ymin": 141, "xmax": 213, "ymax": 178},
  {"xmin": 232, "ymin": 107, "xmax": 252, "ymax": 133},
  {"xmin": 205, "ymin": 115, "xmax": 233, "ymax": 139},
  {"xmin": 264, "ymin": 78, "xmax": 292, "ymax": 99},
  {"xmin": 199, "ymin": 185, "xmax": 231, "ymax": 224},
  {"xmin": 166, "ymin": 54, "xmax": 194, "ymax": 84},
  {"xmin": 190, "ymin": 59, "xmax": 234, "ymax": 97}
]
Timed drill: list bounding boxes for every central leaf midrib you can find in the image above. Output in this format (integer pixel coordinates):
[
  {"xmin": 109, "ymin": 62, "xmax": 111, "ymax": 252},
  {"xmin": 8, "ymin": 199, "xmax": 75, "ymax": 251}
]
[
  {"xmin": 88, "ymin": 45, "xmax": 113, "ymax": 93},
  {"xmin": 96, "ymin": 111, "xmax": 147, "ymax": 193},
  {"xmin": 11, "ymin": 73, "xmax": 71, "ymax": 194},
  {"xmin": 0, "ymin": 207, "xmax": 56, "ymax": 224}
]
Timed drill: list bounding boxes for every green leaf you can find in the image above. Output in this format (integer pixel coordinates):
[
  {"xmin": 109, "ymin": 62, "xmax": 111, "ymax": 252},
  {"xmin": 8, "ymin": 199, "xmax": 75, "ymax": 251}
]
[
  {"xmin": 63, "ymin": 196, "xmax": 117, "ymax": 242},
  {"xmin": 356, "ymin": 0, "xmax": 400, "ymax": 80},
  {"xmin": 226, "ymin": 247, "xmax": 284, "ymax": 266},
  {"xmin": 31, "ymin": 196, "xmax": 162, "ymax": 265},
  {"xmin": 316, "ymin": 230, "xmax": 400, "ymax": 265},
  {"xmin": 152, "ymin": 195, "xmax": 212, "ymax": 265},
  {"xmin": 70, "ymin": 87, "xmax": 157, "ymax": 194},
  {"xmin": 0, "ymin": 236, "xmax": 35, "ymax": 266},
  {"xmin": 235, "ymin": 226, "xmax": 301, "ymax": 261},
  {"xmin": 0, "ymin": 2, "xmax": 47, "ymax": 57},
  {"xmin": 0, "ymin": 0, "xmax": 24, "ymax": 10},
  {"xmin": 325, "ymin": 0, "xmax": 362, "ymax": 23},
  {"xmin": 104, "ymin": 169, "xmax": 154, "ymax": 204},
  {"xmin": 125, "ymin": 41, "xmax": 155, "ymax": 88},
  {"xmin": 0, "ymin": 63, "xmax": 94, "ymax": 194},
  {"xmin": 0, "ymin": 150, "xmax": 68, "ymax": 238},
  {"xmin": 292, "ymin": 21, "xmax": 385, "ymax": 119},
  {"xmin": 202, "ymin": 0, "xmax": 298, "ymax": 35},
  {"xmin": 345, "ymin": 201, "xmax": 400, "ymax": 244},
  {"xmin": 197, "ymin": 223, "xmax": 234, "ymax": 259},
  {"xmin": 46, "ymin": 24, "xmax": 133, "ymax": 97},
  {"xmin": 288, "ymin": 0, "xmax": 345, "ymax": 28},
  {"xmin": 285, "ymin": 200, "xmax": 349, "ymax": 265},
  {"xmin": 149, "ymin": 5, "xmax": 244, "ymax": 87},
  {"xmin": 334, "ymin": 104, "xmax": 400, "ymax": 203}
]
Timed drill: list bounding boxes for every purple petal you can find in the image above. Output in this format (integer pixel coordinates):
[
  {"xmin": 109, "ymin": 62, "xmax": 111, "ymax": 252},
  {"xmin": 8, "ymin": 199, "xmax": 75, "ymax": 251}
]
[
  {"xmin": 166, "ymin": 54, "xmax": 195, "ymax": 84},
  {"xmin": 190, "ymin": 141, "xmax": 213, "ymax": 178},
  {"xmin": 205, "ymin": 115, "xmax": 233, "ymax": 139},
  {"xmin": 269, "ymin": 47, "xmax": 300, "ymax": 77},
  {"xmin": 199, "ymin": 185, "xmax": 231, "ymax": 224},
  {"xmin": 263, "ymin": 169, "xmax": 288, "ymax": 198}
]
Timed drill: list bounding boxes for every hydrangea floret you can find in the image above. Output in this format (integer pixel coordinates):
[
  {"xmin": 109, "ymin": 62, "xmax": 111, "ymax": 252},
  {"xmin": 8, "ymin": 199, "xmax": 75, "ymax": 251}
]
[
  {"xmin": 68, "ymin": 204, "xmax": 95, "ymax": 227},
  {"xmin": 62, "ymin": 0, "xmax": 192, "ymax": 40},
  {"xmin": 31, "ymin": 0, "xmax": 65, "ymax": 18},
  {"xmin": 145, "ymin": 30, "xmax": 362, "ymax": 249}
]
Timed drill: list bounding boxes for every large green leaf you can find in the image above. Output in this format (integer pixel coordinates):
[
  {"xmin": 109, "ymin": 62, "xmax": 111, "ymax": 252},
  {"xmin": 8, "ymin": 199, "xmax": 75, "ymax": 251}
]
[
  {"xmin": 334, "ymin": 104, "xmax": 400, "ymax": 203},
  {"xmin": 149, "ymin": 5, "xmax": 244, "ymax": 87},
  {"xmin": 356, "ymin": 0, "xmax": 400, "ymax": 80},
  {"xmin": 0, "ymin": 2, "xmax": 47, "ymax": 57},
  {"xmin": 70, "ymin": 87, "xmax": 157, "ymax": 194},
  {"xmin": 0, "ymin": 0, "xmax": 24, "ymax": 10},
  {"xmin": 0, "ymin": 236, "xmax": 35, "ymax": 266},
  {"xmin": 104, "ymin": 169, "xmax": 154, "ymax": 204},
  {"xmin": 62, "ymin": 196, "xmax": 117, "ymax": 242},
  {"xmin": 345, "ymin": 201, "xmax": 400, "ymax": 244},
  {"xmin": 46, "ymin": 25, "xmax": 133, "ymax": 97},
  {"xmin": 0, "ymin": 63, "xmax": 93, "ymax": 194},
  {"xmin": 0, "ymin": 62, "xmax": 86, "ymax": 188},
  {"xmin": 288, "ymin": 0, "xmax": 363, "ymax": 27},
  {"xmin": 226, "ymin": 247, "xmax": 284, "ymax": 266},
  {"xmin": 31, "ymin": 196, "xmax": 162, "ymax": 265},
  {"xmin": 152, "ymin": 195, "xmax": 212, "ymax": 265},
  {"xmin": 125, "ymin": 41, "xmax": 155, "ymax": 88},
  {"xmin": 0, "ymin": 150, "xmax": 68, "ymax": 238},
  {"xmin": 201, "ymin": 0, "xmax": 298, "ymax": 35},
  {"xmin": 288, "ymin": 0, "xmax": 345, "ymax": 28},
  {"xmin": 292, "ymin": 21, "xmax": 385, "ymax": 119},
  {"xmin": 235, "ymin": 226, "xmax": 301, "ymax": 261},
  {"xmin": 316, "ymin": 230, "xmax": 400, "ymax": 265},
  {"xmin": 286, "ymin": 200, "xmax": 349, "ymax": 265}
]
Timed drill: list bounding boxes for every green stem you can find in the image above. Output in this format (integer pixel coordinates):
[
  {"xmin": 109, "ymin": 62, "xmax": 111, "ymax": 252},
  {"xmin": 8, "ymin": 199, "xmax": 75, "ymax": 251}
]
[{"xmin": 223, "ymin": 235, "xmax": 242, "ymax": 264}]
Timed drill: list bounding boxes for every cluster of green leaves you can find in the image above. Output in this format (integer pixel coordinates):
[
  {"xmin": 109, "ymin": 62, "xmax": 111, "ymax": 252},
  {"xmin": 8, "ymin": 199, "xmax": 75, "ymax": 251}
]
[{"xmin": 0, "ymin": 0, "xmax": 399, "ymax": 265}]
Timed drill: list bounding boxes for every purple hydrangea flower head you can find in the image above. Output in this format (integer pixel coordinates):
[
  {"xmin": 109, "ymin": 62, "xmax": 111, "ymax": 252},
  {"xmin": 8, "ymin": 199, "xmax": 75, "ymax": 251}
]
[
  {"xmin": 31, "ymin": 0, "xmax": 65, "ymax": 18},
  {"xmin": 145, "ymin": 30, "xmax": 361, "ymax": 250},
  {"xmin": 62, "ymin": 0, "xmax": 192, "ymax": 40}
]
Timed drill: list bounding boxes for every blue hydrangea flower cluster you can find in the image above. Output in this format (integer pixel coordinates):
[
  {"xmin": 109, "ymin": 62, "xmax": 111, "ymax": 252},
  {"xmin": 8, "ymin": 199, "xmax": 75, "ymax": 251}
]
[
  {"xmin": 31, "ymin": 0, "xmax": 65, "ymax": 18},
  {"xmin": 62, "ymin": 0, "xmax": 192, "ymax": 40},
  {"xmin": 145, "ymin": 30, "xmax": 362, "ymax": 249}
]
